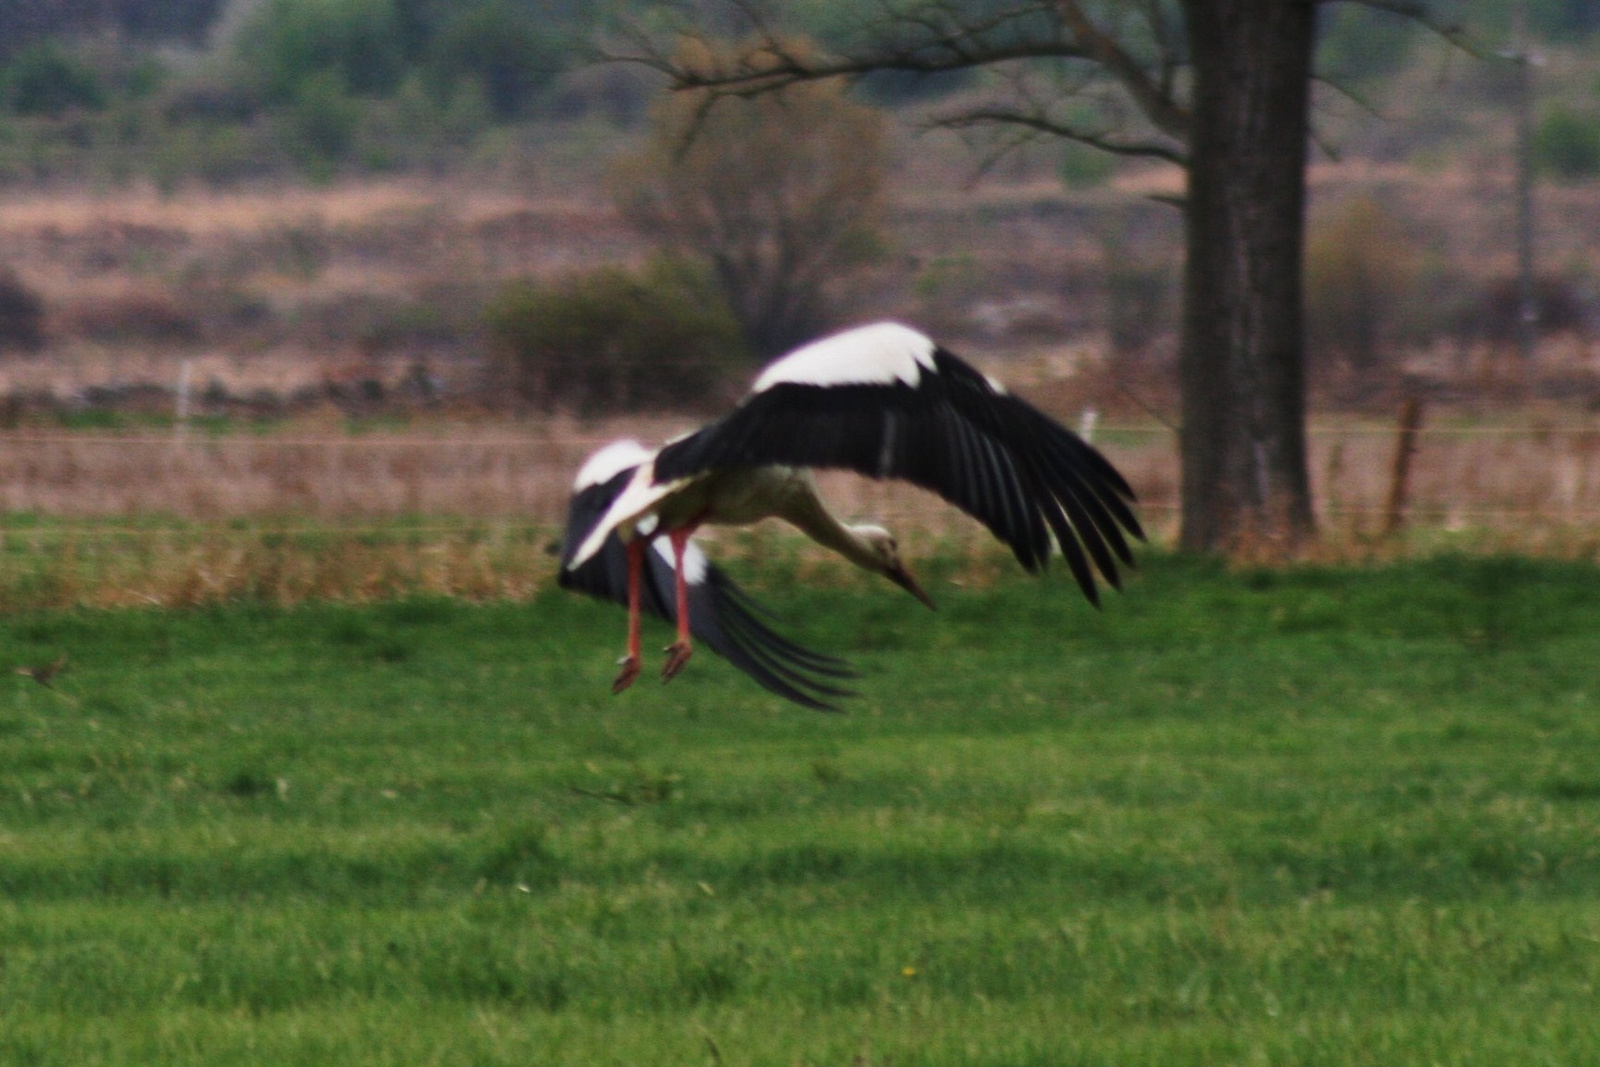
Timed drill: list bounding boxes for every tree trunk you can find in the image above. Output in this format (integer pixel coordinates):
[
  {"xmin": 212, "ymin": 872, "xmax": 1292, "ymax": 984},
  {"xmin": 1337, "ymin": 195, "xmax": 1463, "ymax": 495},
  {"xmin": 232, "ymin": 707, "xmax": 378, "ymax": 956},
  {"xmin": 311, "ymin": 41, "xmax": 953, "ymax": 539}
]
[{"xmin": 1178, "ymin": 0, "xmax": 1316, "ymax": 552}]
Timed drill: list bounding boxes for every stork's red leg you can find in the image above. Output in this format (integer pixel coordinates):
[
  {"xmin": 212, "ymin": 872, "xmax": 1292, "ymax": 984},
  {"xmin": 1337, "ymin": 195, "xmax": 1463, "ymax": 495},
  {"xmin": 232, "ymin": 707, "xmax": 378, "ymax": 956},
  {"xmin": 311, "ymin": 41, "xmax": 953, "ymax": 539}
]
[
  {"xmin": 662, "ymin": 526, "xmax": 695, "ymax": 682},
  {"xmin": 611, "ymin": 539, "xmax": 645, "ymax": 694}
]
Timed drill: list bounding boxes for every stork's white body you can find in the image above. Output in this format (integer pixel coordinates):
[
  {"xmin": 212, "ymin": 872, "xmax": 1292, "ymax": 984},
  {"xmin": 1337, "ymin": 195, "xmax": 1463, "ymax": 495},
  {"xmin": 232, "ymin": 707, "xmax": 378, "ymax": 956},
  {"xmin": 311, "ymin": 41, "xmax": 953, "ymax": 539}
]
[{"xmin": 573, "ymin": 462, "xmax": 888, "ymax": 579}]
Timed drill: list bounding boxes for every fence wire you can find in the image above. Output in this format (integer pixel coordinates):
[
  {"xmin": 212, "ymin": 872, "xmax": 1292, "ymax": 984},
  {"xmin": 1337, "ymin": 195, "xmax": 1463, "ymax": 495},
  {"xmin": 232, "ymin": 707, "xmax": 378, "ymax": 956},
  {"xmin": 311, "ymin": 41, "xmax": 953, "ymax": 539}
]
[{"xmin": 2, "ymin": 418, "xmax": 1599, "ymax": 544}]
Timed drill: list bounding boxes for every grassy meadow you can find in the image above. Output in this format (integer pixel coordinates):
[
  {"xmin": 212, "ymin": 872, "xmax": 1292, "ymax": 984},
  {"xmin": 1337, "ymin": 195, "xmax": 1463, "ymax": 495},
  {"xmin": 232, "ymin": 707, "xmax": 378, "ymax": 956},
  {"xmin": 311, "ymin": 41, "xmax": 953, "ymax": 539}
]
[{"xmin": 0, "ymin": 549, "xmax": 1598, "ymax": 1064}]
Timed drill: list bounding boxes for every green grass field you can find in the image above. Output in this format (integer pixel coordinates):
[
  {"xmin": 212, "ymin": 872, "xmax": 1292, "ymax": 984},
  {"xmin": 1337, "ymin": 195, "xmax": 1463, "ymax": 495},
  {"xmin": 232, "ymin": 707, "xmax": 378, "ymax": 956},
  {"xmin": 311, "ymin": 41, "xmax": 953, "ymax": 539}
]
[{"xmin": 2, "ymin": 551, "xmax": 1598, "ymax": 1065}]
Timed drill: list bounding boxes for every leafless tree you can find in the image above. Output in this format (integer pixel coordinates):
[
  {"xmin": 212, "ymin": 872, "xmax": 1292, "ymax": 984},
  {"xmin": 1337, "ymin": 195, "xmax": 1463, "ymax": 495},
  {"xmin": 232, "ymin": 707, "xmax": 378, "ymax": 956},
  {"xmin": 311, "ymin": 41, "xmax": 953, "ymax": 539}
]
[
  {"xmin": 610, "ymin": 39, "xmax": 891, "ymax": 358},
  {"xmin": 611, "ymin": 0, "xmax": 1470, "ymax": 554}
]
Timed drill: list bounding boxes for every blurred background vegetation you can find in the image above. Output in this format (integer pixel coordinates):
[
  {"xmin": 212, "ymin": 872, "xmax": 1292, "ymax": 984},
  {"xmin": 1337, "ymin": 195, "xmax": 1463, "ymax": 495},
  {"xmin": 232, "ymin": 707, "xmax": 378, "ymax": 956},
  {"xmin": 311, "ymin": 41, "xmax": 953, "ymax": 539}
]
[
  {"xmin": 0, "ymin": 0, "xmax": 1593, "ymax": 185},
  {"xmin": 0, "ymin": 0, "xmax": 1596, "ymax": 425}
]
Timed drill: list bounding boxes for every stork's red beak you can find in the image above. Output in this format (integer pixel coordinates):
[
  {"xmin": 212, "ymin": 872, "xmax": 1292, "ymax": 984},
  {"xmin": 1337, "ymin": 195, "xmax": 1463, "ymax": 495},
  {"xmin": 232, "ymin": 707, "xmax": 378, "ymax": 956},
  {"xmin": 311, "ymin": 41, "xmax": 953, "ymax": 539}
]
[{"xmin": 887, "ymin": 562, "xmax": 936, "ymax": 610}]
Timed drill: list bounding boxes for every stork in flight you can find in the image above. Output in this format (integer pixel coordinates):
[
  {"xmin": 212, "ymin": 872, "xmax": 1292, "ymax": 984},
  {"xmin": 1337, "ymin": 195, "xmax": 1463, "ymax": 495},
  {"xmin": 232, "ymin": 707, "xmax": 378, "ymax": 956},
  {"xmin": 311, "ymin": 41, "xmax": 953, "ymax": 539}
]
[
  {"xmin": 559, "ymin": 438, "xmax": 857, "ymax": 710},
  {"xmin": 558, "ymin": 321, "xmax": 1142, "ymax": 705}
]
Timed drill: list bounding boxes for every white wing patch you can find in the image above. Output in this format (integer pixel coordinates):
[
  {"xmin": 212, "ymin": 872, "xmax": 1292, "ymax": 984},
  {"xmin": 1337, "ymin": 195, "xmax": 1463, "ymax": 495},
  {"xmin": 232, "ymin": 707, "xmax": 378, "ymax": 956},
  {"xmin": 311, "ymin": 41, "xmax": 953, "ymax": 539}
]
[
  {"xmin": 569, "ymin": 461, "xmax": 694, "ymax": 570},
  {"xmin": 573, "ymin": 439, "xmax": 651, "ymax": 490},
  {"xmin": 752, "ymin": 321, "xmax": 938, "ymax": 393}
]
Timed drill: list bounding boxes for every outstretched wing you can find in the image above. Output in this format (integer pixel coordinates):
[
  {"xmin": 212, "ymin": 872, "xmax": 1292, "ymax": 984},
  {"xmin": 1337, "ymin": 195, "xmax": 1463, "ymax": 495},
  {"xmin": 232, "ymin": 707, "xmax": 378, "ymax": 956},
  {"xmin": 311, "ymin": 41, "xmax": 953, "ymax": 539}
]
[
  {"xmin": 652, "ymin": 322, "xmax": 1143, "ymax": 604},
  {"xmin": 559, "ymin": 445, "xmax": 855, "ymax": 711}
]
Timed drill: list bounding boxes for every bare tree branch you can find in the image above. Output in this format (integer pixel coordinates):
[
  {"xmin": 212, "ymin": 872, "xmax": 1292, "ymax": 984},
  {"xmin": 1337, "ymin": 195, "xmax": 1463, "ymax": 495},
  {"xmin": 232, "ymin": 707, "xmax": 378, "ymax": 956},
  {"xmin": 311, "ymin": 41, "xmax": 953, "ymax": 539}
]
[
  {"xmin": 602, "ymin": 1, "xmax": 1080, "ymax": 90},
  {"xmin": 602, "ymin": 0, "xmax": 1191, "ymax": 162},
  {"xmin": 937, "ymin": 108, "xmax": 1187, "ymax": 166},
  {"xmin": 1318, "ymin": 0, "xmax": 1496, "ymax": 59},
  {"xmin": 617, "ymin": 39, "xmax": 1096, "ymax": 97},
  {"xmin": 1056, "ymin": 0, "xmax": 1189, "ymax": 140},
  {"xmin": 1311, "ymin": 70, "xmax": 1386, "ymax": 127}
]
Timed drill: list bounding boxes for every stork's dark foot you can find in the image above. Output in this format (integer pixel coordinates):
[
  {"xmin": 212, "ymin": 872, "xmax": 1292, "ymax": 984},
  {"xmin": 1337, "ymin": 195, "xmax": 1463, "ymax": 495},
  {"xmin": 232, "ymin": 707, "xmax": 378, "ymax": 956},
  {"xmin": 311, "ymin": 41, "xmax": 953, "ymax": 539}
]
[
  {"xmin": 661, "ymin": 641, "xmax": 693, "ymax": 682},
  {"xmin": 612, "ymin": 655, "xmax": 641, "ymax": 694}
]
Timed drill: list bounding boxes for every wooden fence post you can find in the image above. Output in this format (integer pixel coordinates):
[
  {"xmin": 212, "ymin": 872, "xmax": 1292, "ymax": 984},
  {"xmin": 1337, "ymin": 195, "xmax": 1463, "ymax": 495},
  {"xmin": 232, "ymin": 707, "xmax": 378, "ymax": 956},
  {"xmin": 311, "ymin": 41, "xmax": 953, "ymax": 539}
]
[{"xmin": 1383, "ymin": 395, "xmax": 1425, "ymax": 537}]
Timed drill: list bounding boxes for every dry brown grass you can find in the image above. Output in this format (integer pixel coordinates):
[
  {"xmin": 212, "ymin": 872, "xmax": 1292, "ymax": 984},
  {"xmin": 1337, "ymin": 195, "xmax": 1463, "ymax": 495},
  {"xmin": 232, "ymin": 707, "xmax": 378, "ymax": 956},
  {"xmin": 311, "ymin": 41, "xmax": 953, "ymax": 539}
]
[
  {"xmin": 0, "ymin": 181, "xmax": 558, "ymax": 239},
  {"xmin": 3, "ymin": 402, "xmax": 1600, "ymax": 610},
  {"xmin": 0, "ymin": 520, "xmax": 556, "ymax": 610}
]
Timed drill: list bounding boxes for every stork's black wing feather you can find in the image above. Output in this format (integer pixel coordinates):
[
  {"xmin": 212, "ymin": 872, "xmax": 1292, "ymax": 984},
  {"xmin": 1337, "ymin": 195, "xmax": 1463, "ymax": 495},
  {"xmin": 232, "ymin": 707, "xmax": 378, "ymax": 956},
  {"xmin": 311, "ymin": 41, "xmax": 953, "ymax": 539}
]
[
  {"xmin": 652, "ymin": 343, "xmax": 1143, "ymax": 604},
  {"xmin": 639, "ymin": 550, "xmax": 857, "ymax": 712},
  {"xmin": 558, "ymin": 466, "xmax": 855, "ymax": 710}
]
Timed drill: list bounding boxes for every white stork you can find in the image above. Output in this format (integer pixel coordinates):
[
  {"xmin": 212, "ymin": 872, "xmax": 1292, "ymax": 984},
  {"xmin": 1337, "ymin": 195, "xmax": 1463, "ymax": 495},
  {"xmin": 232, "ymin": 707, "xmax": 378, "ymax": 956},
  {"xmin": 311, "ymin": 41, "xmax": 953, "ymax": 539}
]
[
  {"xmin": 558, "ymin": 439, "xmax": 856, "ymax": 710},
  {"xmin": 558, "ymin": 321, "xmax": 1142, "ymax": 704}
]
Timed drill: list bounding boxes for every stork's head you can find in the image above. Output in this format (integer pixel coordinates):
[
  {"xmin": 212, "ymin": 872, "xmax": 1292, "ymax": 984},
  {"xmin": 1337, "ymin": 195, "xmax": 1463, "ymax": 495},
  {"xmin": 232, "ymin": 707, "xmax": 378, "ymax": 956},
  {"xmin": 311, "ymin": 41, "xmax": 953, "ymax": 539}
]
[{"xmin": 851, "ymin": 524, "xmax": 936, "ymax": 610}]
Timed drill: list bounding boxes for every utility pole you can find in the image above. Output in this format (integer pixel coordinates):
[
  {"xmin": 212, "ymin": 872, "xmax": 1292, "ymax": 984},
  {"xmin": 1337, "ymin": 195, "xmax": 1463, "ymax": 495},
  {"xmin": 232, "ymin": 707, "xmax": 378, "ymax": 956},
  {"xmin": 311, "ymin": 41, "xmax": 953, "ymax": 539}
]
[{"xmin": 1510, "ymin": 1, "xmax": 1539, "ymax": 364}]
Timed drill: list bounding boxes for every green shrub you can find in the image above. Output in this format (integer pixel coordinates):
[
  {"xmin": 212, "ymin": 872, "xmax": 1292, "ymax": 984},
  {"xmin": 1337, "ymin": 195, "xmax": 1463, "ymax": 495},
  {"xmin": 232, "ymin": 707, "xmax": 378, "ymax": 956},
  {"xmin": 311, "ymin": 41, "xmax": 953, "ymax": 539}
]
[
  {"xmin": 1, "ymin": 41, "xmax": 108, "ymax": 116},
  {"xmin": 1058, "ymin": 142, "xmax": 1116, "ymax": 190},
  {"xmin": 240, "ymin": 0, "xmax": 407, "ymax": 103},
  {"xmin": 486, "ymin": 259, "xmax": 747, "ymax": 415},
  {"xmin": 1534, "ymin": 104, "xmax": 1600, "ymax": 181},
  {"xmin": 172, "ymin": 123, "xmax": 279, "ymax": 188},
  {"xmin": 423, "ymin": 0, "xmax": 565, "ymax": 120},
  {"xmin": 912, "ymin": 254, "xmax": 985, "ymax": 336},
  {"xmin": 1304, "ymin": 196, "xmax": 1418, "ymax": 369},
  {"xmin": 284, "ymin": 69, "xmax": 362, "ymax": 169}
]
